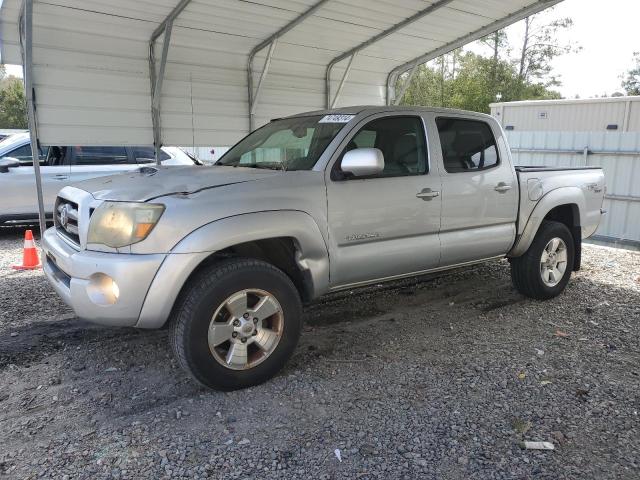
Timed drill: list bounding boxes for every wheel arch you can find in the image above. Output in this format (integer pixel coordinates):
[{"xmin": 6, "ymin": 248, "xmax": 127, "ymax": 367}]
[
  {"xmin": 509, "ymin": 187, "xmax": 584, "ymax": 270},
  {"xmin": 136, "ymin": 211, "xmax": 330, "ymax": 329}
]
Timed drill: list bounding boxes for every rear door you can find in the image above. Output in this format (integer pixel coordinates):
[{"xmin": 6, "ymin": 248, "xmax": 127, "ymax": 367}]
[
  {"xmin": 326, "ymin": 113, "xmax": 442, "ymax": 288},
  {"xmin": 69, "ymin": 146, "xmax": 138, "ymax": 183},
  {"xmin": 432, "ymin": 115, "xmax": 518, "ymax": 266}
]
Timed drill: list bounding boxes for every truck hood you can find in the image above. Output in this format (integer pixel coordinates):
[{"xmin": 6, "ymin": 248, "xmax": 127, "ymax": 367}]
[{"xmin": 76, "ymin": 165, "xmax": 282, "ymax": 202}]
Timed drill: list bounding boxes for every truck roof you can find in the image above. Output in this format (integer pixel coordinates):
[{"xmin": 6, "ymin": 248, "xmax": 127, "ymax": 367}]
[{"xmin": 277, "ymin": 105, "xmax": 495, "ymax": 122}]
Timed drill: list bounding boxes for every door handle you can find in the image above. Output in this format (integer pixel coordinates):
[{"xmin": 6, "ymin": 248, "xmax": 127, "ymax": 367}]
[
  {"xmin": 494, "ymin": 183, "xmax": 512, "ymax": 193},
  {"xmin": 54, "ymin": 175, "xmax": 69, "ymax": 180},
  {"xmin": 416, "ymin": 188, "xmax": 440, "ymax": 200}
]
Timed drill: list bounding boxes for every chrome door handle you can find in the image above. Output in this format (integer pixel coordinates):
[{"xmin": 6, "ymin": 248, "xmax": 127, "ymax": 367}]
[
  {"xmin": 416, "ymin": 188, "xmax": 440, "ymax": 200},
  {"xmin": 494, "ymin": 183, "xmax": 512, "ymax": 193}
]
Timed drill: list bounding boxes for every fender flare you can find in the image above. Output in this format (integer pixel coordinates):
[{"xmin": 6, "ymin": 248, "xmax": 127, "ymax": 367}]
[
  {"xmin": 136, "ymin": 210, "xmax": 329, "ymax": 328},
  {"xmin": 508, "ymin": 187, "xmax": 583, "ymax": 257}
]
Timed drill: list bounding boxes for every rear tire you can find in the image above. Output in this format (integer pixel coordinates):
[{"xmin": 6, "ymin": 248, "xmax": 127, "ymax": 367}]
[
  {"xmin": 170, "ymin": 257, "xmax": 302, "ymax": 390},
  {"xmin": 511, "ymin": 220, "xmax": 574, "ymax": 300}
]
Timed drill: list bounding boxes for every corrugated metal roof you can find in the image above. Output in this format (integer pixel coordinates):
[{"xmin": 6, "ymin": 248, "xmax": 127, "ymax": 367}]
[{"xmin": 1, "ymin": 0, "xmax": 562, "ymax": 146}]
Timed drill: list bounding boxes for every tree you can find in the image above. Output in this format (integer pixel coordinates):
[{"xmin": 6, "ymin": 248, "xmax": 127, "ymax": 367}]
[
  {"xmin": 480, "ymin": 30, "xmax": 508, "ymax": 90},
  {"xmin": 516, "ymin": 12, "xmax": 578, "ymax": 88},
  {"xmin": 397, "ymin": 52, "xmax": 560, "ymax": 113},
  {"xmin": 621, "ymin": 52, "xmax": 640, "ymax": 95},
  {"xmin": 0, "ymin": 76, "xmax": 28, "ymax": 129}
]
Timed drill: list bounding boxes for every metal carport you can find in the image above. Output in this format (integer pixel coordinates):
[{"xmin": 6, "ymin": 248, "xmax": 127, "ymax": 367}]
[{"xmin": 0, "ymin": 0, "xmax": 562, "ymax": 234}]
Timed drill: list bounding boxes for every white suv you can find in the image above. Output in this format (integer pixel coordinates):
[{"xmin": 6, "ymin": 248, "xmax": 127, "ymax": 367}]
[{"xmin": 0, "ymin": 133, "xmax": 199, "ymax": 225}]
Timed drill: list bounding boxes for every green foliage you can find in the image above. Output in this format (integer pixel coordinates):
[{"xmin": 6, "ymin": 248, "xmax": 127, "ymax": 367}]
[
  {"xmin": 516, "ymin": 15, "xmax": 578, "ymax": 86},
  {"xmin": 0, "ymin": 72, "xmax": 28, "ymax": 129},
  {"xmin": 621, "ymin": 52, "xmax": 640, "ymax": 96},
  {"xmin": 396, "ymin": 10, "xmax": 573, "ymax": 113},
  {"xmin": 398, "ymin": 52, "xmax": 560, "ymax": 113}
]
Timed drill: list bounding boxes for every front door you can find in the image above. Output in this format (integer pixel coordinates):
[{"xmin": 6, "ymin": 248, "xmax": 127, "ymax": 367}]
[
  {"xmin": 326, "ymin": 114, "xmax": 442, "ymax": 288},
  {"xmin": 1, "ymin": 143, "xmax": 69, "ymax": 217}
]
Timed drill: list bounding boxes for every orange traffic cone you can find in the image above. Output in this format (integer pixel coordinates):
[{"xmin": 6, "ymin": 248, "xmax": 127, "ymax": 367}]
[{"xmin": 12, "ymin": 230, "xmax": 41, "ymax": 270}]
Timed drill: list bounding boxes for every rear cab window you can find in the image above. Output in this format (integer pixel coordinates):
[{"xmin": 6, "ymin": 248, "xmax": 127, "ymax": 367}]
[{"xmin": 435, "ymin": 118, "xmax": 499, "ymax": 173}]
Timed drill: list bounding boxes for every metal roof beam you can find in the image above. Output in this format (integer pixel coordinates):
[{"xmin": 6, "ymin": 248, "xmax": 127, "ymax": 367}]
[
  {"xmin": 325, "ymin": 0, "xmax": 456, "ymax": 108},
  {"xmin": 247, "ymin": 0, "xmax": 331, "ymax": 131},
  {"xmin": 149, "ymin": 0, "xmax": 192, "ymax": 164},
  {"xmin": 386, "ymin": 0, "xmax": 564, "ymax": 105},
  {"xmin": 330, "ymin": 52, "xmax": 357, "ymax": 108},
  {"xmin": 151, "ymin": 0, "xmax": 192, "ymax": 42}
]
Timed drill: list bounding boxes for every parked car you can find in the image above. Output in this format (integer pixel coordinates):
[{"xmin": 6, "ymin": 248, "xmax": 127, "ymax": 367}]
[
  {"xmin": 0, "ymin": 132, "xmax": 200, "ymax": 225},
  {"xmin": 41, "ymin": 106, "xmax": 606, "ymax": 390}
]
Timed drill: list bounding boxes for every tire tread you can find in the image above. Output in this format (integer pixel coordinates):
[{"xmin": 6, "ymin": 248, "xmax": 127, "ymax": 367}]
[
  {"xmin": 511, "ymin": 220, "xmax": 574, "ymax": 300},
  {"xmin": 169, "ymin": 257, "xmax": 301, "ymax": 390}
]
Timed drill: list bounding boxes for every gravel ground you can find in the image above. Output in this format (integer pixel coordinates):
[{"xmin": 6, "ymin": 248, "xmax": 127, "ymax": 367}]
[{"xmin": 1, "ymin": 228, "xmax": 639, "ymax": 479}]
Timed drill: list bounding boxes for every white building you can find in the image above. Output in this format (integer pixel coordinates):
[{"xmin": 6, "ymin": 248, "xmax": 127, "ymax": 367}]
[
  {"xmin": 490, "ymin": 96, "xmax": 640, "ymax": 247},
  {"xmin": 490, "ymin": 96, "xmax": 640, "ymax": 133}
]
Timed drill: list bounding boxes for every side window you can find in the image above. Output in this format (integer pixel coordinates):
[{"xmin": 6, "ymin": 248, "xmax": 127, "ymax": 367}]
[
  {"xmin": 73, "ymin": 146, "xmax": 129, "ymax": 165},
  {"xmin": 7, "ymin": 144, "xmax": 34, "ymax": 163},
  {"xmin": 336, "ymin": 116, "xmax": 427, "ymax": 178},
  {"xmin": 435, "ymin": 118, "xmax": 499, "ymax": 173},
  {"xmin": 132, "ymin": 147, "xmax": 171, "ymax": 164},
  {"xmin": 6, "ymin": 144, "xmax": 49, "ymax": 164}
]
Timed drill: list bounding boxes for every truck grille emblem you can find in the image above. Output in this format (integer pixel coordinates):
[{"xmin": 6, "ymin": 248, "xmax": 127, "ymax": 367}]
[{"xmin": 59, "ymin": 204, "xmax": 69, "ymax": 228}]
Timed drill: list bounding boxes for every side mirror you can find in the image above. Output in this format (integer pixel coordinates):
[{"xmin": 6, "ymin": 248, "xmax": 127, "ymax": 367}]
[
  {"xmin": 341, "ymin": 148, "xmax": 384, "ymax": 177},
  {"xmin": 0, "ymin": 157, "xmax": 20, "ymax": 173}
]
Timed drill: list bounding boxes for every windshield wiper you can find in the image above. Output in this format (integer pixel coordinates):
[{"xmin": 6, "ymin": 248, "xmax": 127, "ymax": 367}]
[{"xmin": 241, "ymin": 163, "xmax": 286, "ymax": 171}]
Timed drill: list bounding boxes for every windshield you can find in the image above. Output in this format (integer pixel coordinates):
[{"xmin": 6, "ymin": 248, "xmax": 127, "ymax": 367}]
[{"xmin": 216, "ymin": 115, "xmax": 347, "ymax": 170}]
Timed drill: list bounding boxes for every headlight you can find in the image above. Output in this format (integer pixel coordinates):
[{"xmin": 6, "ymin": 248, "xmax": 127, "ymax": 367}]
[{"xmin": 88, "ymin": 202, "xmax": 165, "ymax": 248}]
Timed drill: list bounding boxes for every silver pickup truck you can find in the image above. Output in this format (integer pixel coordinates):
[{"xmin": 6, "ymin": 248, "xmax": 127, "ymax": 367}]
[{"xmin": 41, "ymin": 106, "xmax": 605, "ymax": 390}]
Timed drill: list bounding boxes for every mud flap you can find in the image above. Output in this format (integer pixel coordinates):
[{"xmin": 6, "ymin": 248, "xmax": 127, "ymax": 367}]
[{"xmin": 572, "ymin": 226, "xmax": 582, "ymax": 271}]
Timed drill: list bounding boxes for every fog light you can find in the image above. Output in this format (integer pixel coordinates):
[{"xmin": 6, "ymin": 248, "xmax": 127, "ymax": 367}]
[{"xmin": 86, "ymin": 273, "xmax": 120, "ymax": 306}]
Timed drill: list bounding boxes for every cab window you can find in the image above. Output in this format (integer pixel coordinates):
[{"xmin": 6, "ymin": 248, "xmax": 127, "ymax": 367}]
[
  {"xmin": 436, "ymin": 118, "xmax": 499, "ymax": 173},
  {"xmin": 335, "ymin": 116, "xmax": 428, "ymax": 178}
]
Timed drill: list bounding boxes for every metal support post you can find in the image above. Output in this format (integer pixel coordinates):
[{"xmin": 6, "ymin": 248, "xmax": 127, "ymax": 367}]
[{"xmin": 20, "ymin": 0, "xmax": 47, "ymax": 236}]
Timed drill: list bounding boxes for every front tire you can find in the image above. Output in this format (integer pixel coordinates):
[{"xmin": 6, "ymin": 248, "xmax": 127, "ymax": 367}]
[
  {"xmin": 511, "ymin": 220, "xmax": 575, "ymax": 300},
  {"xmin": 170, "ymin": 258, "xmax": 302, "ymax": 390}
]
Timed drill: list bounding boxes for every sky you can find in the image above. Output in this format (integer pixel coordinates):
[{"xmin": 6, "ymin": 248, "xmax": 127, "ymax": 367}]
[
  {"xmin": 479, "ymin": 0, "xmax": 640, "ymax": 98},
  {"xmin": 2, "ymin": 0, "xmax": 639, "ymax": 99}
]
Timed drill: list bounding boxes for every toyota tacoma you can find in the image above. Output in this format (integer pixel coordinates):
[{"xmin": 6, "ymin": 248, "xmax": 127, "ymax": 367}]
[{"xmin": 41, "ymin": 106, "xmax": 606, "ymax": 390}]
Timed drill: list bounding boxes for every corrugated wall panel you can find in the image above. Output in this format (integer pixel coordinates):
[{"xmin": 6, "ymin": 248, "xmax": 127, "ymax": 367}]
[
  {"xmin": 507, "ymin": 130, "xmax": 640, "ymax": 244},
  {"xmin": 492, "ymin": 98, "xmax": 640, "ymax": 132}
]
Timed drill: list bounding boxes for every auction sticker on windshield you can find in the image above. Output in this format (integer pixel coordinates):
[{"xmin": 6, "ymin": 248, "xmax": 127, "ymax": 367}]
[{"xmin": 319, "ymin": 114, "xmax": 355, "ymax": 123}]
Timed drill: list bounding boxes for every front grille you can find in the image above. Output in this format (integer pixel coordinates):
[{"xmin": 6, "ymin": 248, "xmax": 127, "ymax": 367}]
[{"xmin": 55, "ymin": 196, "xmax": 80, "ymax": 246}]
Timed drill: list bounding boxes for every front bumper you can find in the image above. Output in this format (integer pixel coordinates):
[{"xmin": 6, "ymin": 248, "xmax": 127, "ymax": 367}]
[{"xmin": 42, "ymin": 227, "xmax": 166, "ymax": 327}]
